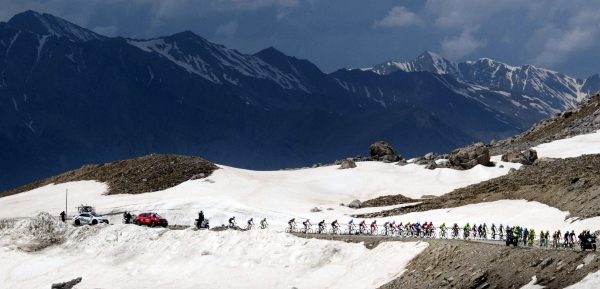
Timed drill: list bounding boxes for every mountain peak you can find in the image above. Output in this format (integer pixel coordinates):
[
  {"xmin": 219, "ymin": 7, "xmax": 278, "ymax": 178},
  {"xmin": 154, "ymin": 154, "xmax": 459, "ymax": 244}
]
[
  {"xmin": 8, "ymin": 10, "xmax": 104, "ymax": 42},
  {"xmin": 417, "ymin": 50, "xmax": 444, "ymax": 61},
  {"xmin": 255, "ymin": 46, "xmax": 287, "ymax": 58}
]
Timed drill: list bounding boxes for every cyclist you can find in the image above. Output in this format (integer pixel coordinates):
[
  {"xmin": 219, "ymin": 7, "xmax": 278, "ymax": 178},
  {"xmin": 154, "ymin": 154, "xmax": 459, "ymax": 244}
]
[
  {"xmin": 563, "ymin": 230, "xmax": 570, "ymax": 248},
  {"xmin": 383, "ymin": 221, "xmax": 391, "ymax": 235},
  {"xmin": 397, "ymin": 222, "xmax": 404, "ymax": 234},
  {"xmin": 246, "ymin": 218, "xmax": 254, "ymax": 230},
  {"xmin": 427, "ymin": 222, "xmax": 434, "ymax": 237},
  {"xmin": 359, "ymin": 220, "xmax": 367, "ymax": 234},
  {"xmin": 260, "ymin": 218, "xmax": 268, "ymax": 229},
  {"xmin": 228, "ymin": 216, "xmax": 236, "ymax": 227},
  {"xmin": 370, "ymin": 220, "xmax": 378, "ymax": 235},
  {"xmin": 318, "ymin": 220, "xmax": 326, "ymax": 233},
  {"xmin": 569, "ymin": 230, "xmax": 576, "ymax": 248},
  {"xmin": 331, "ymin": 219, "xmax": 339, "ymax": 233},
  {"xmin": 303, "ymin": 219, "xmax": 312, "ymax": 232},
  {"xmin": 452, "ymin": 223, "xmax": 459, "ymax": 238},
  {"xmin": 491, "ymin": 223, "xmax": 497, "ymax": 240},
  {"xmin": 439, "ymin": 223, "xmax": 447, "ymax": 238},
  {"xmin": 463, "ymin": 223, "xmax": 471, "ymax": 239},
  {"xmin": 288, "ymin": 218, "xmax": 296, "ymax": 231},
  {"xmin": 389, "ymin": 221, "xmax": 396, "ymax": 235},
  {"xmin": 482, "ymin": 223, "xmax": 488, "ymax": 239},
  {"xmin": 528, "ymin": 229, "xmax": 535, "ymax": 246},
  {"xmin": 348, "ymin": 219, "xmax": 355, "ymax": 234}
]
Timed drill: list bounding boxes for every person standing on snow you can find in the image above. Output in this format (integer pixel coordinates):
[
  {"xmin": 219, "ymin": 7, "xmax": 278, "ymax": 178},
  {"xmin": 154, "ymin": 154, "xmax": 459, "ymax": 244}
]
[
  {"xmin": 198, "ymin": 211, "xmax": 205, "ymax": 228},
  {"xmin": 60, "ymin": 211, "xmax": 66, "ymax": 222}
]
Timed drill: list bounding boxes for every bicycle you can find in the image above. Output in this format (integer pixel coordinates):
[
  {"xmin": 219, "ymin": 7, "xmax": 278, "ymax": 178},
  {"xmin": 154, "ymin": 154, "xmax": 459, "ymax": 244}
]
[
  {"xmin": 369, "ymin": 225, "xmax": 379, "ymax": 236},
  {"xmin": 316, "ymin": 225, "xmax": 327, "ymax": 234},
  {"xmin": 439, "ymin": 229, "xmax": 448, "ymax": 239},
  {"xmin": 344, "ymin": 224, "xmax": 356, "ymax": 235},
  {"xmin": 329, "ymin": 226, "xmax": 340, "ymax": 235},
  {"xmin": 285, "ymin": 224, "xmax": 297, "ymax": 233}
]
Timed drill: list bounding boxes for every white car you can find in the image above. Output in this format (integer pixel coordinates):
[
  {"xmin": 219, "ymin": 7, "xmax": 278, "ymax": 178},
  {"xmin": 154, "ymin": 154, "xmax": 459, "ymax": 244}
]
[{"xmin": 73, "ymin": 212, "xmax": 109, "ymax": 226}]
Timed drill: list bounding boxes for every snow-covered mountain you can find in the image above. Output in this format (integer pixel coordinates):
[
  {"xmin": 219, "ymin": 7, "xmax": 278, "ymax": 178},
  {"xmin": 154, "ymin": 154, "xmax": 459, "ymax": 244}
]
[
  {"xmin": 0, "ymin": 11, "xmax": 596, "ymax": 192},
  {"xmin": 368, "ymin": 51, "xmax": 600, "ymax": 117}
]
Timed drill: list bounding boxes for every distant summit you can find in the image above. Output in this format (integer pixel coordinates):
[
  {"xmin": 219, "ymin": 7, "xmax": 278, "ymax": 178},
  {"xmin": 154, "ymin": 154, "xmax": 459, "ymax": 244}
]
[
  {"xmin": 8, "ymin": 10, "xmax": 104, "ymax": 42},
  {"xmin": 365, "ymin": 51, "xmax": 599, "ymax": 116}
]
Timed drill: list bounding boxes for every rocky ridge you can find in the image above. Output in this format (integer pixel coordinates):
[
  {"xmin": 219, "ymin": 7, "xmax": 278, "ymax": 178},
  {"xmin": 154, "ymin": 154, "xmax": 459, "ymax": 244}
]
[{"xmin": 1, "ymin": 154, "xmax": 218, "ymax": 197}]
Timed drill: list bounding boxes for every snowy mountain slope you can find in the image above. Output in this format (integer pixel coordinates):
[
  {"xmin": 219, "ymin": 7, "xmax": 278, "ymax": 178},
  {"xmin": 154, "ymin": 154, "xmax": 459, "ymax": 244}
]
[
  {"xmin": 128, "ymin": 33, "xmax": 309, "ymax": 92},
  {"xmin": 368, "ymin": 51, "xmax": 600, "ymax": 118}
]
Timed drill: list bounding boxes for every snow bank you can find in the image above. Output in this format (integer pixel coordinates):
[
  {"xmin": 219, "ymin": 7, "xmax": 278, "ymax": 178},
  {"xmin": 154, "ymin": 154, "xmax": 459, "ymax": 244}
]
[
  {"xmin": 373, "ymin": 200, "xmax": 600, "ymax": 234},
  {"xmin": 565, "ymin": 270, "xmax": 600, "ymax": 289},
  {"xmin": 0, "ymin": 224, "xmax": 428, "ymax": 289},
  {"xmin": 533, "ymin": 130, "xmax": 600, "ymax": 159},
  {"xmin": 0, "ymin": 212, "xmax": 67, "ymax": 251}
]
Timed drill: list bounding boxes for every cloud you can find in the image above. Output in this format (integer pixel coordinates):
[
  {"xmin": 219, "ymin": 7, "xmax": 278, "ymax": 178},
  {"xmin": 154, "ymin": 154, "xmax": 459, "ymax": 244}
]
[
  {"xmin": 441, "ymin": 29, "xmax": 485, "ymax": 59},
  {"xmin": 92, "ymin": 25, "xmax": 118, "ymax": 36},
  {"xmin": 531, "ymin": 6, "xmax": 600, "ymax": 66},
  {"xmin": 215, "ymin": 21, "xmax": 239, "ymax": 37},
  {"xmin": 215, "ymin": 0, "xmax": 299, "ymax": 11},
  {"xmin": 373, "ymin": 6, "xmax": 422, "ymax": 28}
]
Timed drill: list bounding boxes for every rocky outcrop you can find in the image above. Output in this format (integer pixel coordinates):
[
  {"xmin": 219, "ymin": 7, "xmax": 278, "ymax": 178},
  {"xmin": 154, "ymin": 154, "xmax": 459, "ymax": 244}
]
[
  {"xmin": 348, "ymin": 199, "xmax": 361, "ymax": 209},
  {"xmin": 448, "ymin": 143, "xmax": 491, "ymax": 169},
  {"xmin": 424, "ymin": 162, "xmax": 437, "ymax": 170},
  {"xmin": 362, "ymin": 154, "xmax": 600, "ymax": 220},
  {"xmin": 2, "ymin": 154, "xmax": 219, "ymax": 196},
  {"xmin": 339, "ymin": 159, "xmax": 357, "ymax": 169},
  {"xmin": 490, "ymin": 93, "xmax": 600, "ymax": 156},
  {"xmin": 369, "ymin": 141, "xmax": 401, "ymax": 162},
  {"xmin": 501, "ymin": 149, "xmax": 538, "ymax": 165}
]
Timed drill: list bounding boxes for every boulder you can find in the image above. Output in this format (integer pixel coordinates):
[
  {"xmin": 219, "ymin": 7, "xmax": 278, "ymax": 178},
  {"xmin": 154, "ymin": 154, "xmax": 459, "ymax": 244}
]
[
  {"xmin": 424, "ymin": 152, "xmax": 435, "ymax": 160},
  {"xmin": 448, "ymin": 143, "xmax": 491, "ymax": 170},
  {"xmin": 339, "ymin": 159, "xmax": 357, "ymax": 169},
  {"xmin": 381, "ymin": 154, "xmax": 400, "ymax": 163},
  {"xmin": 310, "ymin": 207, "xmax": 322, "ymax": 212},
  {"xmin": 369, "ymin": 141, "xmax": 401, "ymax": 162},
  {"xmin": 501, "ymin": 149, "xmax": 538, "ymax": 165},
  {"xmin": 348, "ymin": 199, "xmax": 361, "ymax": 209},
  {"xmin": 425, "ymin": 162, "xmax": 437, "ymax": 170}
]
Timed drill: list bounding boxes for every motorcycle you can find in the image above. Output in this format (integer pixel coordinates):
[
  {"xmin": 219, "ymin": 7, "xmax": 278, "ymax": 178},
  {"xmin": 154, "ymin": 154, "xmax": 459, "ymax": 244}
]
[
  {"xmin": 505, "ymin": 232, "xmax": 518, "ymax": 247},
  {"xmin": 580, "ymin": 235, "xmax": 597, "ymax": 251},
  {"xmin": 195, "ymin": 218, "xmax": 210, "ymax": 230}
]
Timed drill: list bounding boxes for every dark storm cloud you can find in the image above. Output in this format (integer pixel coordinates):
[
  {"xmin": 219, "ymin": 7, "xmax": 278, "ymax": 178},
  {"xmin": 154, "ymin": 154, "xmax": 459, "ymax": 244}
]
[{"xmin": 0, "ymin": 0, "xmax": 599, "ymax": 77}]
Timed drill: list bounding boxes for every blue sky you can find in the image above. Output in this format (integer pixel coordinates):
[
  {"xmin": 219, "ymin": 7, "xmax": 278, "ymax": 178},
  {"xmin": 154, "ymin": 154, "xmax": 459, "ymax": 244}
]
[{"xmin": 1, "ymin": 0, "xmax": 599, "ymax": 78}]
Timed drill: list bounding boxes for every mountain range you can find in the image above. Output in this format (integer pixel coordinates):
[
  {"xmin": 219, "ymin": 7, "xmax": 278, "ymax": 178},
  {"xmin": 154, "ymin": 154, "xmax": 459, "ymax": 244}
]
[{"xmin": 1, "ymin": 11, "xmax": 598, "ymax": 191}]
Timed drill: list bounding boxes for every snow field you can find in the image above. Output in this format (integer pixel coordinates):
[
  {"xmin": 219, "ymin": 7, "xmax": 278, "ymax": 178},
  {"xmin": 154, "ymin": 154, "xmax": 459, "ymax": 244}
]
[{"xmin": 0, "ymin": 223, "xmax": 427, "ymax": 289}]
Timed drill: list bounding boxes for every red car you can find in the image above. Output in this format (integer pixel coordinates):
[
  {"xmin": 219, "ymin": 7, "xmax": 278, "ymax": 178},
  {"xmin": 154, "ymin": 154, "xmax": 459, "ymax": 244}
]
[{"xmin": 134, "ymin": 212, "xmax": 168, "ymax": 227}]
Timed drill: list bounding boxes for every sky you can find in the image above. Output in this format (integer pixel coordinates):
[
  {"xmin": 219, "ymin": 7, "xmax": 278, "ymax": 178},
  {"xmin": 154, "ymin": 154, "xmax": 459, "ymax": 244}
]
[{"xmin": 0, "ymin": 0, "xmax": 599, "ymax": 78}]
